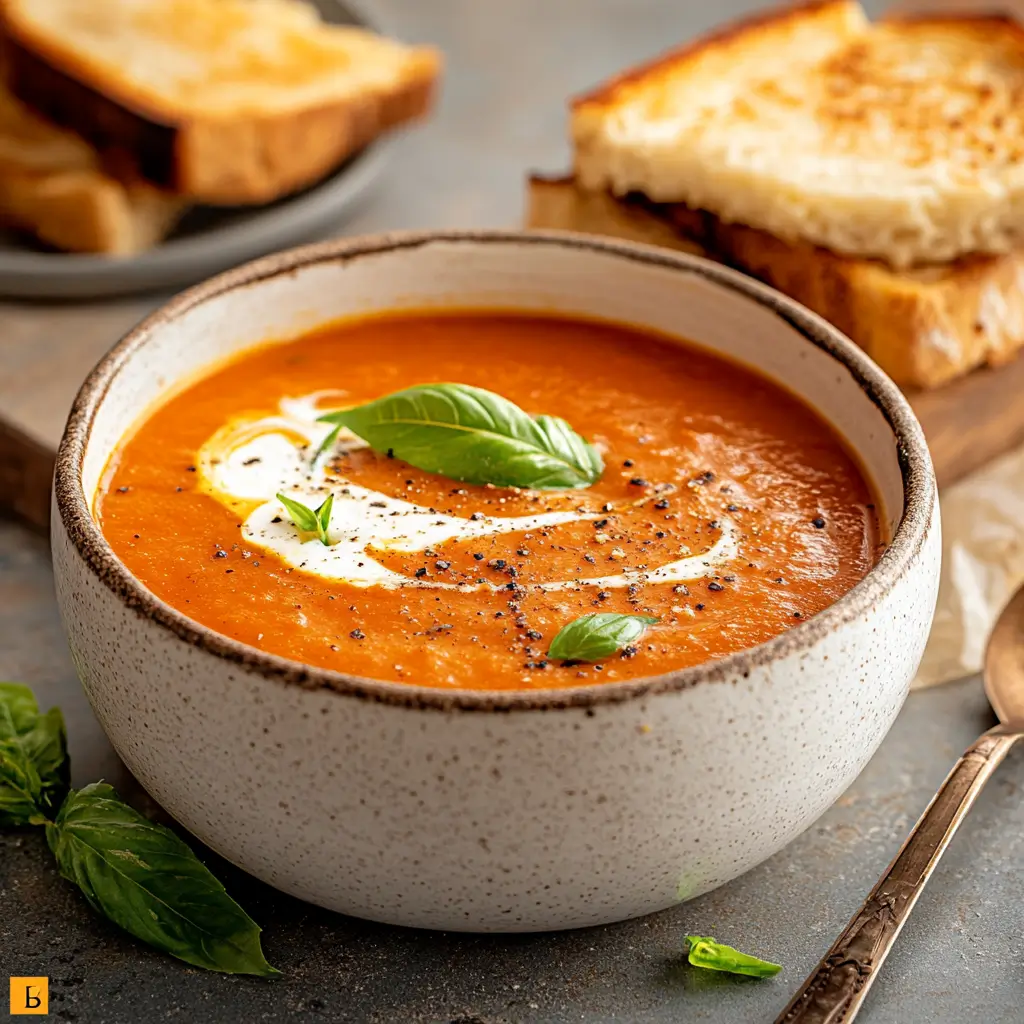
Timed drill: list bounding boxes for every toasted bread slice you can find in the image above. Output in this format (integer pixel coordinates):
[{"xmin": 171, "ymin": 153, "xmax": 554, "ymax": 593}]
[
  {"xmin": 527, "ymin": 176, "xmax": 1024, "ymax": 390},
  {"xmin": 572, "ymin": 0, "xmax": 1024, "ymax": 269},
  {"xmin": 0, "ymin": 0, "xmax": 441, "ymax": 204},
  {"xmin": 0, "ymin": 83, "xmax": 184, "ymax": 254}
]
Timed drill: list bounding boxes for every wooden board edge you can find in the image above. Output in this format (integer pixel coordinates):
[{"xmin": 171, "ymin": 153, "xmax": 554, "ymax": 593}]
[
  {"xmin": 0, "ymin": 415, "xmax": 54, "ymax": 537},
  {"xmin": 908, "ymin": 351, "xmax": 1024, "ymax": 490}
]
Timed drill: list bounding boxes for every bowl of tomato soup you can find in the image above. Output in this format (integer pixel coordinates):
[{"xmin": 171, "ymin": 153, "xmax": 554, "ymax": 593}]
[{"xmin": 52, "ymin": 231, "xmax": 939, "ymax": 931}]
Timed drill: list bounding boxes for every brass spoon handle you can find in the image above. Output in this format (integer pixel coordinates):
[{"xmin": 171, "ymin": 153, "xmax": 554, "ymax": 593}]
[{"xmin": 775, "ymin": 726, "xmax": 1020, "ymax": 1024}]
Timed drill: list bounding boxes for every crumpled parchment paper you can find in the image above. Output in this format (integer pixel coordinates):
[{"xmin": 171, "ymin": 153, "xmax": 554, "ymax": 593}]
[{"xmin": 913, "ymin": 443, "xmax": 1024, "ymax": 688}]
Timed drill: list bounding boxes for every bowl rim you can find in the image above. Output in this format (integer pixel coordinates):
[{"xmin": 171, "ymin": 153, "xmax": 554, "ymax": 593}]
[{"xmin": 54, "ymin": 228, "xmax": 936, "ymax": 712}]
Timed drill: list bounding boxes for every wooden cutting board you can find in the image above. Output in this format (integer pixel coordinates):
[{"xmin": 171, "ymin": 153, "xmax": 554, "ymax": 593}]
[
  {"xmin": 2, "ymin": 326, "xmax": 1021, "ymax": 538},
  {"xmin": 909, "ymin": 353, "xmax": 1024, "ymax": 487}
]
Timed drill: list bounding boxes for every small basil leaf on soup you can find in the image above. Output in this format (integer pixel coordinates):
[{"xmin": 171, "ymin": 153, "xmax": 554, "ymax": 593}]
[
  {"xmin": 313, "ymin": 493, "xmax": 334, "ymax": 547},
  {"xmin": 685, "ymin": 935, "xmax": 781, "ymax": 978},
  {"xmin": 547, "ymin": 613, "xmax": 659, "ymax": 662},
  {"xmin": 276, "ymin": 493, "xmax": 318, "ymax": 532},
  {"xmin": 0, "ymin": 682, "xmax": 69, "ymax": 825},
  {"xmin": 318, "ymin": 383, "xmax": 603, "ymax": 490},
  {"xmin": 45, "ymin": 783, "xmax": 279, "ymax": 976},
  {"xmin": 310, "ymin": 423, "xmax": 341, "ymax": 467}
]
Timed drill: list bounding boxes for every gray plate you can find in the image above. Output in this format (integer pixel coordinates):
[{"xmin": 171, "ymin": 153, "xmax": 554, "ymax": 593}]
[{"xmin": 0, "ymin": 0, "xmax": 391, "ymax": 300}]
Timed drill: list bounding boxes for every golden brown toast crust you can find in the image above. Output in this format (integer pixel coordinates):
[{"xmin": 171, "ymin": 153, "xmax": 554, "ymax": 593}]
[
  {"xmin": 0, "ymin": 169, "xmax": 184, "ymax": 254},
  {"xmin": 527, "ymin": 176, "xmax": 1024, "ymax": 390},
  {"xmin": 0, "ymin": 78, "xmax": 185, "ymax": 253},
  {"xmin": 572, "ymin": 0, "xmax": 855, "ymax": 113},
  {"xmin": 572, "ymin": 1, "xmax": 1024, "ymax": 268},
  {"xmin": 0, "ymin": 30, "xmax": 440, "ymax": 204}
]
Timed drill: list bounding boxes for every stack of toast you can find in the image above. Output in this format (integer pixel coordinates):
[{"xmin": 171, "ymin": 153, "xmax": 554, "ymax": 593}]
[
  {"xmin": 0, "ymin": 0, "xmax": 441, "ymax": 255},
  {"xmin": 528, "ymin": 0, "xmax": 1024, "ymax": 390}
]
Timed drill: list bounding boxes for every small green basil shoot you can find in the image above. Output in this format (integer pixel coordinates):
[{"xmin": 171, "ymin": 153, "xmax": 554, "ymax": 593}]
[
  {"xmin": 311, "ymin": 423, "xmax": 342, "ymax": 467},
  {"xmin": 276, "ymin": 492, "xmax": 334, "ymax": 547},
  {"xmin": 685, "ymin": 935, "xmax": 781, "ymax": 978}
]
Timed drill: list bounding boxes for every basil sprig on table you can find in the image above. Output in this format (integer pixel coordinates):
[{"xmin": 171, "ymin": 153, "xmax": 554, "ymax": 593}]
[
  {"xmin": 277, "ymin": 492, "xmax": 334, "ymax": 547},
  {"xmin": 685, "ymin": 936, "xmax": 781, "ymax": 978},
  {"xmin": 318, "ymin": 383, "xmax": 603, "ymax": 489},
  {"xmin": 548, "ymin": 613, "xmax": 658, "ymax": 662},
  {"xmin": 0, "ymin": 683, "xmax": 278, "ymax": 976},
  {"xmin": 0, "ymin": 682, "xmax": 69, "ymax": 825}
]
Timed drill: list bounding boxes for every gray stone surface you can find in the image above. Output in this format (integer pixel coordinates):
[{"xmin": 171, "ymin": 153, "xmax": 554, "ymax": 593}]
[{"xmin": 2, "ymin": 2, "xmax": 1021, "ymax": 1022}]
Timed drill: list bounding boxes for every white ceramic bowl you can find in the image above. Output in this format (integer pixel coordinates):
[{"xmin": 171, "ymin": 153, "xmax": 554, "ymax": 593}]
[{"xmin": 52, "ymin": 231, "xmax": 940, "ymax": 932}]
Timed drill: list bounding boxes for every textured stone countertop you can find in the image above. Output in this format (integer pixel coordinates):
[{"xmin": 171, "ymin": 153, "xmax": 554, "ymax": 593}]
[{"xmin": 3, "ymin": 2, "xmax": 1022, "ymax": 1022}]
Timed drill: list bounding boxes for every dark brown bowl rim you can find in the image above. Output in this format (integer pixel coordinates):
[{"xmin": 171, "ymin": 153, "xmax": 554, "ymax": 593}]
[{"xmin": 54, "ymin": 229, "xmax": 935, "ymax": 712}]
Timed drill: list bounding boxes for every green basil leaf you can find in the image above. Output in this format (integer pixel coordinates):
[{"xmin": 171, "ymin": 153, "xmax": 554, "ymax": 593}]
[
  {"xmin": 0, "ymin": 741, "xmax": 45, "ymax": 826},
  {"xmin": 311, "ymin": 423, "xmax": 341, "ymax": 467},
  {"xmin": 319, "ymin": 383, "xmax": 603, "ymax": 489},
  {"xmin": 0, "ymin": 683, "xmax": 69, "ymax": 824},
  {"xmin": 276, "ymin": 492, "xmax": 318, "ymax": 532},
  {"xmin": 46, "ymin": 783, "xmax": 279, "ymax": 976},
  {"xmin": 277, "ymin": 493, "xmax": 334, "ymax": 547},
  {"xmin": 0, "ymin": 682, "xmax": 41, "ymax": 737},
  {"xmin": 314, "ymin": 493, "xmax": 334, "ymax": 547},
  {"xmin": 685, "ymin": 935, "xmax": 781, "ymax": 978},
  {"xmin": 22, "ymin": 707, "xmax": 69, "ymax": 815},
  {"xmin": 547, "ymin": 613, "xmax": 658, "ymax": 662}
]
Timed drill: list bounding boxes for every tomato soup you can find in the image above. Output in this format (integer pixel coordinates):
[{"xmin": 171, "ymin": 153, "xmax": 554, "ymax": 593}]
[{"xmin": 96, "ymin": 311, "xmax": 883, "ymax": 690}]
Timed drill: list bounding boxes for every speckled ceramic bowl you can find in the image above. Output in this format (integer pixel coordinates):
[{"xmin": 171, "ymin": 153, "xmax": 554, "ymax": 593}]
[{"xmin": 52, "ymin": 231, "xmax": 941, "ymax": 932}]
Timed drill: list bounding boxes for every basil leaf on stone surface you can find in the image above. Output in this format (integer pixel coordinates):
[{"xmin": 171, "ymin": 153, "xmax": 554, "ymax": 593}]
[
  {"xmin": 46, "ymin": 783, "xmax": 279, "ymax": 976},
  {"xmin": 0, "ymin": 682, "xmax": 68, "ymax": 824},
  {"xmin": 547, "ymin": 613, "xmax": 658, "ymax": 662},
  {"xmin": 685, "ymin": 935, "xmax": 782, "ymax": 978},
  {"xmin": 318, "ymin": 383, "xmax": 603, "ymax": 489},
  {"xmin": 277, "ymin": 492, "xmax": 333, "ymax": 547}
]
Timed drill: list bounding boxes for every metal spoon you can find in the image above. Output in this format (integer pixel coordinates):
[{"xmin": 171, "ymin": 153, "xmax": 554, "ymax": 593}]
[{"xmin": 776, "ymin": 584, "xmax": 1024, "ymax": 1023}]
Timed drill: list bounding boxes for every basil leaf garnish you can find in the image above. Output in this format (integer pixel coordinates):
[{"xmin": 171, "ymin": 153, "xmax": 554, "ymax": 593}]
[
  {"xmin": 319, "ymin": 383, "xmax": 603, "ymax": 489},
  {"xmin": 0, "ymin": 682, "xmax": 68, "ymax": 824},
  {"xmin": 547, "ymin": 613, "xmax": 658, "ymax": 662},
  {"xmin": 46, "ymin": 783, "xmax": 279, "ymax": 976},
  {"xmin": 276, "ymin": 492, "xmax": 333, "ymax": 547},
  {"xmin": 311, "ymin": 423, "xmax": 341, "ymax": 467},
  {"xmin": 685, "ymin": 935, "xmax": 781, "ymax": 978}
]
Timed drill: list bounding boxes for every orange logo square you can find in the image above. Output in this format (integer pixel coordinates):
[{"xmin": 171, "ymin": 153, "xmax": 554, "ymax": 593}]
[{"xmin": 9, "ymin": 977, "xmax": 48, "ymax": 1015}]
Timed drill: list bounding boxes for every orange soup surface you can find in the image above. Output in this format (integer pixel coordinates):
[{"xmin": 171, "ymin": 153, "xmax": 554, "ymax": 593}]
[{"xmin": 97, "ymin": 312, "xmax": 883, "ymax": 690}]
